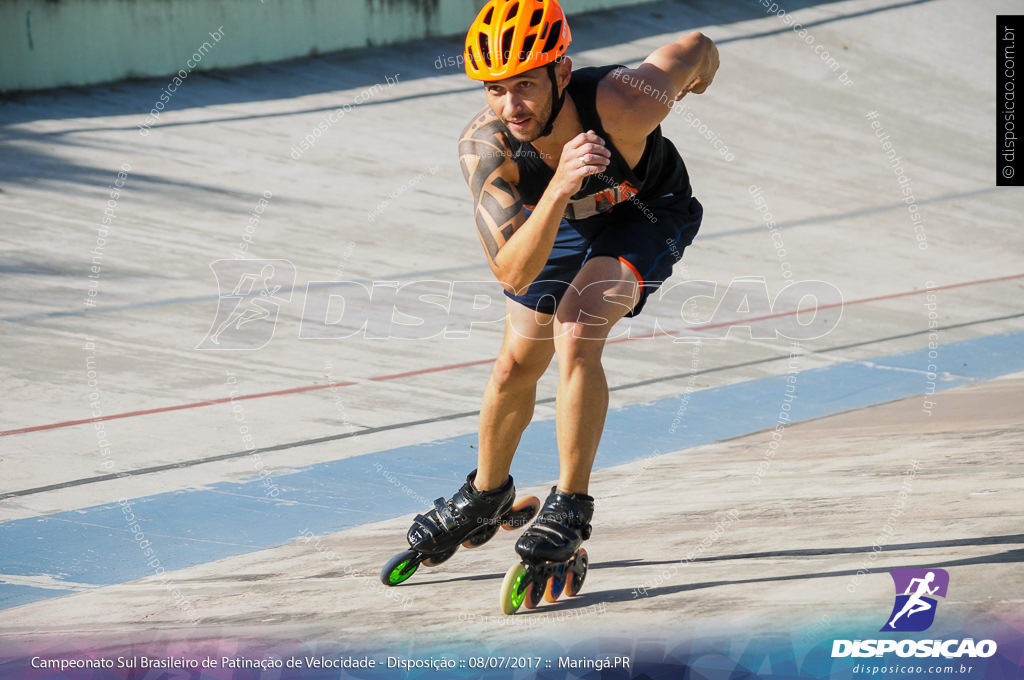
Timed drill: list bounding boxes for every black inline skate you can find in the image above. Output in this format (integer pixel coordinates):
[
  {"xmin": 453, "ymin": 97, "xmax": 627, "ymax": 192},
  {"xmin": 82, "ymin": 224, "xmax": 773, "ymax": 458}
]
[
  {"xmin": 380, "ymin": 470, "xmax": 540, "ymax": 586},
  {"xmin": 499, "ymin": 487, "xmax": 593, "ymax": 614}
]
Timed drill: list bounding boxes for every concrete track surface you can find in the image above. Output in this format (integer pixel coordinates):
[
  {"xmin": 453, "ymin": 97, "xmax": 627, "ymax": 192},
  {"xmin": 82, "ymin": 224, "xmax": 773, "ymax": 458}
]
[{"xmin": 1, "ymin": 0, "xmax": 1022, "ymax": 677}]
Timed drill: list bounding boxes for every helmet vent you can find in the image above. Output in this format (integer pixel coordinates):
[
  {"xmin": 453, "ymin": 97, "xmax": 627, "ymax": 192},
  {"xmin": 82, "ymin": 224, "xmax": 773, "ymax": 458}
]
[
  {"xmin": 501, "ymin": 27, "xmax": 515, "ymax": 59},
  {"xmin": 507, "ymin": 2, "xmax": 519, "ymax": 19},
  {"xmin": 483, "ymin": 6, "xmax": 494, "ymax": 24},
  {"xmin": 530, "ymin": 8, "xmax": 543, "ymax": 27},
  {"xmin": 541, "ymin": 19, "xmax": 562, "ymax": 53},
  {"xmin": 479, "ymin": 34, "xmax": 492, "ymax": 67},
  {"xmin": 522, "ymin": 34, "xmax": 536, "ymax": 55}
]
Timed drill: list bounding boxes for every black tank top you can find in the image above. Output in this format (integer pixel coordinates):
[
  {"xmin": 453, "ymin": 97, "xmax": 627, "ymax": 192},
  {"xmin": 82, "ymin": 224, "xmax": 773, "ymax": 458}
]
[{"xmin": 509, "ymin": 65, "xmax": 691, "ymax": 222}]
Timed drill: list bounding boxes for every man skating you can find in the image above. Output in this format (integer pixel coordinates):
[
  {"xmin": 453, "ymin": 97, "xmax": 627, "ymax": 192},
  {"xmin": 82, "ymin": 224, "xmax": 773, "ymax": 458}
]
[{"xmin": 384, "ymin": 0, "xmax": 718, "ymax": 605}]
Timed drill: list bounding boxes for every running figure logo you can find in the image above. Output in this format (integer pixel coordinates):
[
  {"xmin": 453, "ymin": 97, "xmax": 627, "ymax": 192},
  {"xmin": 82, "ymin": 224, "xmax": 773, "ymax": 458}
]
[
  {"xmin": 197, "ymin": 259, "xmax": 295, "ymax": 350},
  {"xmin": 881, "ymin": 568, "xmax": 950, "ymax": 632}
]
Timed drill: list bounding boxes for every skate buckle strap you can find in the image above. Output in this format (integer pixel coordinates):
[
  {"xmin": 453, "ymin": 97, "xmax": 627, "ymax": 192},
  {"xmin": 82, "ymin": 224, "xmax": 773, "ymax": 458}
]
[
  {"xmin": 531, "ymin": 523, "xmax": 571, "ymax": 542},
  {"xmin": 433, "ymin": 498, "xmax": 459, "ymax": 530}
]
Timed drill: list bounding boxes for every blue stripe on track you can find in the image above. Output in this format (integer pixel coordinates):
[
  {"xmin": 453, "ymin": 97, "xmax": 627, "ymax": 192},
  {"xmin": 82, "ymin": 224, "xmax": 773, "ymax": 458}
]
[
  {"xmin": 1, "ymin": 330, "xmax": 1022, "ymax": 609},
  {"xmin": 0, "ymin": 584, "xmax": 76, "ymax": 609}
]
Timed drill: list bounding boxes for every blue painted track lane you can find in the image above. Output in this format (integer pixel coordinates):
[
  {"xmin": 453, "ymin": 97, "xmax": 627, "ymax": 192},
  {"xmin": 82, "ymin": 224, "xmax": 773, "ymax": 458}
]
[{"xmin": 1, "ymin": 330, "xmax": 1021, "ymax": 610}]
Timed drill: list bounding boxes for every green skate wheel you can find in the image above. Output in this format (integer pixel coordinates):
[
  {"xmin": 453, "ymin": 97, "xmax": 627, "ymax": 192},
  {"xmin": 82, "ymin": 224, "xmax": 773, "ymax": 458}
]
[
  {"xmin": 380, "ymin": 549, "xmax": 419, "ymax": 586},
  {"xmin": 500, "ymin": 563, "xmax": 528, "ymax": 615}
]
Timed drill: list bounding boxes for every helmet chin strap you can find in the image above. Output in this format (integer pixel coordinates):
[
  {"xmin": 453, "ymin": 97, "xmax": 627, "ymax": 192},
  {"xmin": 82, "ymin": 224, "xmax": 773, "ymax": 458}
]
[{"xmin": 538, "ymin": 62, "xmax": 565, "ymax": 138}]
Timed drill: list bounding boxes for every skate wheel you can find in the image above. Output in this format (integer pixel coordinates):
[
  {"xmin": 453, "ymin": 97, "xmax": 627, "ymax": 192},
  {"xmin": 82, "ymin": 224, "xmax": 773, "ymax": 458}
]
[
  {"xmin": 422, "ymin": 545, "xmax": 458, "ymax": 567},
  {"xmin": 380, "ymin": 549, "xmax": 420, "ymax": 586},
  {"xmin": 462, "ymin": 522, "xmax": 500, "ymax": 549},
  {"xmin": 522, "ymin": 574, "xmax": 545, "ymax": 610},
  {"xmin": 564, "ymin": 547, "xmax": 589, "ymax": 597},
  {"xmin": 502, "ymin": 495, "xmax": 540, "ymax": 531},
  {"xmin": 500, "ymin": 563, "xmax": 528, "ymax": 615},
  {"xmin": 544, "ymin": 564, "xmax": 567, "ymax": 603}
]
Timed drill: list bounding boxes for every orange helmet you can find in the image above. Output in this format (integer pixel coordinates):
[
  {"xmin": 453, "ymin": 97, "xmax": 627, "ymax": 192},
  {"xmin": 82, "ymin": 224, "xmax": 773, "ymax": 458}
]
[{"xmin": 464, "ymin": 0, "xmax": 572, "ymax": 81}]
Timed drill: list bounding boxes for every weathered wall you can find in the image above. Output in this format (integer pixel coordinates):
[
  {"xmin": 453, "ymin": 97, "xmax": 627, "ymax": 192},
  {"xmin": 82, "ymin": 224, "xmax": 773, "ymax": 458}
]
[{"xmin": 0, "ymin": 0, "xmax": 656, "ymax": 93}]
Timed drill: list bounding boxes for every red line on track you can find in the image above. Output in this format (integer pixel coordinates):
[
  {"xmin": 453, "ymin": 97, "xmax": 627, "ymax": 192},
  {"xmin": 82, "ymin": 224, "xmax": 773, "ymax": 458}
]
[
  {"xmin": 3, "ymin": 273, "xmax": 1021, "ymax": 438},
  {"xmin": 611, "ymin": 272, "xmax": 1024, "ymax": 342},
  {"xmin": 0, "ymin": 382, "xmax": 359, "ymax": 437},
  {"xmin": 368, "ymin": 357, "xmax": 496, "ymax": 382}
]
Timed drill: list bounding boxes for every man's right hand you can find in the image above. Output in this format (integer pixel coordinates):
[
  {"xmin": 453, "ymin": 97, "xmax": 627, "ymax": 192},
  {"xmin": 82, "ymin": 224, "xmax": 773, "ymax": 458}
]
[{"xmin": 551, "ymin": 130, "xmax": 611, "ymax": 198}]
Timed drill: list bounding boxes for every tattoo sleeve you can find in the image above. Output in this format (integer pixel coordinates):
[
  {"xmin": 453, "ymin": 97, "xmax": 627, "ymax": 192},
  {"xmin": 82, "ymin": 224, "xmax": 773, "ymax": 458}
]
[{"xmin": 458, "ymin": 113, "xmax": 524, "ymax": 263}]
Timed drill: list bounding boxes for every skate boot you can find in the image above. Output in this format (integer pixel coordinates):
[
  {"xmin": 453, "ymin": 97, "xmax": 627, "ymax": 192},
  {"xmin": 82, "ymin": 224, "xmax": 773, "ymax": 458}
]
[
  {"xmin": 499, "ymin": 488, "xmax": 594, "ymax": 614},
  {"xmin": 380, "ymin": 470, "xmax": 540, "ymax": 586}
]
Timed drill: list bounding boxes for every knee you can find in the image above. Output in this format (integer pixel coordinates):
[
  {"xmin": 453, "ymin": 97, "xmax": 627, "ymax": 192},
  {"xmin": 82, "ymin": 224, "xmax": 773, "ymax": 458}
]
[
  {"xmin": 491, "ymin": 347, "xmax": 550, "ymax": 390},
  {"xmin": 554, "ymin": 327, "xmax": 605, "ymax": 370}
]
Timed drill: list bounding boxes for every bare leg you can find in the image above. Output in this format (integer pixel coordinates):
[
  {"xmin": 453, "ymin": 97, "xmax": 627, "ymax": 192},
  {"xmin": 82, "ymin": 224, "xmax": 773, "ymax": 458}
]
[
  {"xmin": 475, "ymin": 300, "xmax": 556, "ymax": 491},
  {"xmin": 551, "ymin": 257, "xmax": 641, "ymax": 495}
]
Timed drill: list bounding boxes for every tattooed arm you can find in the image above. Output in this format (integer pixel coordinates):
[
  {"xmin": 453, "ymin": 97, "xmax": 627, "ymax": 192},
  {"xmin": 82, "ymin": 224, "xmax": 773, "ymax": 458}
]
[{"xmin": 458, "ymin": 108, "xmax": 608, "ymax": 293}]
